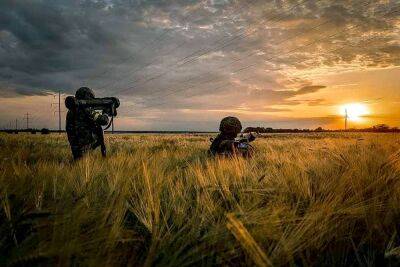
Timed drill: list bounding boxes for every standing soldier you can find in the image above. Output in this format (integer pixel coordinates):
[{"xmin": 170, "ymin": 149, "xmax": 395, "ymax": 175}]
[{"xmin": 66, "ymin": 87, "xmax": 109, "ymax": 160}]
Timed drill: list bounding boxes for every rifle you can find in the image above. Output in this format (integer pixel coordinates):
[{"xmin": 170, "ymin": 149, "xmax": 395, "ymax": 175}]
[{"xmin": 233, "ymin": 133, "xmax": 256, "ymax": 157}]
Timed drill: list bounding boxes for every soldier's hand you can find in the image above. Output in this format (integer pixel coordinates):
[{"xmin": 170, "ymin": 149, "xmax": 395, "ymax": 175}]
[{"xmin": 93, "ymin": 112, "xmax": 109, "ymax": 126}]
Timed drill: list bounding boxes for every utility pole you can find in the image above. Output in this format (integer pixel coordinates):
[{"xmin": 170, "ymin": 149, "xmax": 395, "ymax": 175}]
[
  {"xmin": 58, "ymin": 91, "xmax": 61, "ymax": 133},
  {"xmin": 52, "ymin": 91, "xmax": 64, "ymax": 133},
  {"xmin": 25, "ymin": 113, "xmax": 31, "ymax": 129},
  {"xmin": 345, "ymin": 109, "xmax": 348, "ymax": 130},
  {"xmin": 15, "ymin": 119, "xmax": 18, "ymax": 131},
  {"xmin": 112, "ymin": 119, "xmax": 114, "ymax": 134}
]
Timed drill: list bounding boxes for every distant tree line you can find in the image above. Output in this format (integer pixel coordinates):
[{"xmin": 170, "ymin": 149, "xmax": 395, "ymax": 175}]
[
  {"xmin": 1, "ymin": 128, "xmax": 51, "ymax": 134},
  {"xmin": 244, "ymin": 124, "xmax": 400, "ymax": 133},
  {"xmin": 1, "ymin": 124, "xmax": 399, "ymax": 135}
]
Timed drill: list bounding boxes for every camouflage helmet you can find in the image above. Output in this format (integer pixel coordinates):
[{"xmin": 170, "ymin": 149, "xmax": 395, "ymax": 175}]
[
  {"xmin": 75, "ymin": 87, "xmax": 95, "ymax": 100},
  {"xmin": 219, "ymin": 116, "xmax": 242, "ymax": 135}
]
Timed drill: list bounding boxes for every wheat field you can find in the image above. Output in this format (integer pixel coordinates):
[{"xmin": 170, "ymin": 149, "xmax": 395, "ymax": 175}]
[{"xmin": 1, "ymin": 132, "xmax": 400, "ymax": 266}]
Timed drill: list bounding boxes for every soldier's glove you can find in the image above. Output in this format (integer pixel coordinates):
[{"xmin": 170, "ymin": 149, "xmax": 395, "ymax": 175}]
[
  {"xmin": 93, "ymin": 112, "xmax": 109, "ymax": 126},
  {"xmin": 239, "ymin": 132, "xmax": 256, "ymax": 142}
]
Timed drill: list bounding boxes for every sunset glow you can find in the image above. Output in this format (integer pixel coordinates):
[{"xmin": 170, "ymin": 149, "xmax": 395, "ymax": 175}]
[
  {"xmin": 340, "ymin": 103, "xmax": 370, "ymax": 122},
  {"xmin": 0, "ymin": 1, "xmax": 399, "ymax": 130}
]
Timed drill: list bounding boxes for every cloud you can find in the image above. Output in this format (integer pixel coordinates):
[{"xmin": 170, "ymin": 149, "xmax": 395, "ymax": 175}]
[
  {"xmin": 305, "ymin": 99, "xmax": 328, "ymax": 106},
  {"xmin": 0, "ymin": 0, "xmax": 399, "ymax": 129},
  {"xmin": 282, "ymin": 98, "xmax": 332, "ymax": 106},
  {"xmin": 246, "ymin": 84, "xmax": 327, "ymax": 105},
  {"xmin": 296, "ymin": 85, "xmax": 326, "ymax": 95}
]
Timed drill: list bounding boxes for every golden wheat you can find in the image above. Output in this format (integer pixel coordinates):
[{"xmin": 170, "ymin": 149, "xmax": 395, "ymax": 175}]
[{"xmin": 0, "ymin": 132, "xmax": 400, "ymax": 266}]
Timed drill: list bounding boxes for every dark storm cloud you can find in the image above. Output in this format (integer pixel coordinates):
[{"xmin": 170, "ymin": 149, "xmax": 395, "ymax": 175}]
[
  {"xmin": 0, "ymin": 0, "xmax": 399, "ymax": 113},
  {"xmin": 0, "ymin": 0, "xmax": 192, "ymax": 95}
]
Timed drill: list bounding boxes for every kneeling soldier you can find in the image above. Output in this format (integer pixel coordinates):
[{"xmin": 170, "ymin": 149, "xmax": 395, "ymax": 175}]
[{"xmin": 210, "ymin": 116, "xmax": 255, "ymax": 157}]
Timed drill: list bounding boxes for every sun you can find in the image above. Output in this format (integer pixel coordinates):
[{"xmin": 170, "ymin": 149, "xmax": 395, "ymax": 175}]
[{"xmin": 340, "ymin": 103, "xmax": 370, "ymax": 122}]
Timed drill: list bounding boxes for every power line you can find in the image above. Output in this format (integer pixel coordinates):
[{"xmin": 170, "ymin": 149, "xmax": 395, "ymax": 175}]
[
  {"xmin": 133, "ymin": 74, "xmax": 257, "ymax": 110},
  {"xmin": 173, "ymin": 0, "xmax": 310, "ymax": 68},
  {"xmin": 96, "ymin": 0, "xmax": 260, "ymax": 91},
  {"xmin": 85, "ymin": 1, "xmax": 213, "ymax": 87},
  {"xmin": 117, "ymin": 0, "xmax": 396, "ymax": 101},
  {"xmin": 131, "ymin": 5, "xmax": 399, "ymax": 111},
  {"xmin": 210, "ymin": 5, "xmax": 399, "ymax": 80},
  {"xmin": 112, "ymin": 0, "xmax": 313, "ymax": 95},
  {"xmin": 96, "ymin": 40, "xmax": 187, "ymax": 90},
  {"xmin": 95, "ymin": 0, "xmax": 302, "ymax": 95},
  {"xmin": 130, "ymin": 17, "xmax": 334, "ymax": 104},
  {"xmin": 122, "ymin": 3, "xmax": 369, "ymax": 107},
  {"xmin": 96, "ymin": 0, "xmax": 259, "ymax": 91}
]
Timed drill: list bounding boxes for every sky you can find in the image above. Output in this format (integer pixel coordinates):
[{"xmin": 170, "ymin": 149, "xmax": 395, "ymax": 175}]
[{"xmin": 0, "ymin": 0, "xmax": 399, "ymax": 131}]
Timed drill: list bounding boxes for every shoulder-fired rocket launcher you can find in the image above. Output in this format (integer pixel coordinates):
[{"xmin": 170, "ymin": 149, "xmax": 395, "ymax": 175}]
[{"xmin": 65, "ymin": 96, "xmax": 120, "ymax": 117}]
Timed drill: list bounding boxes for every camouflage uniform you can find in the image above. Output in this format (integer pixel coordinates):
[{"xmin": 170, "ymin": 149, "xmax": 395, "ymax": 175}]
[
  {"xmin": 66, "ymin": 87, "xmax": 109, "ymax": 160},
  {"xmin": 210, "ymin": 116, "xmax": 242, "ymax": 155}
]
